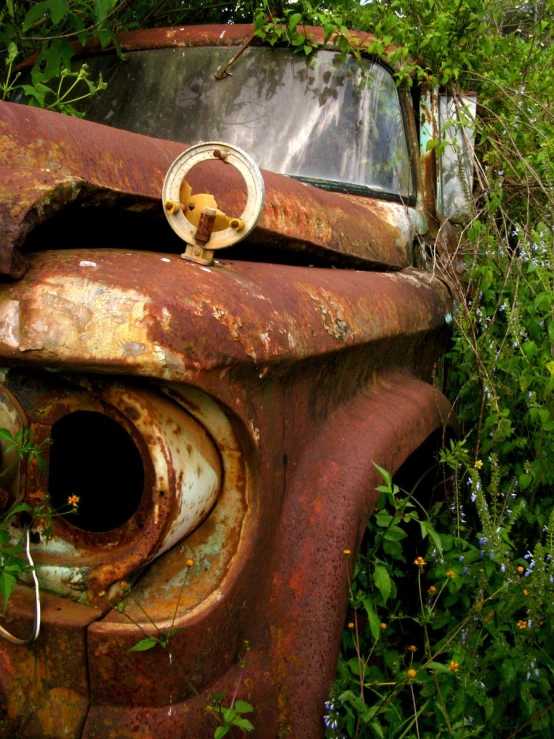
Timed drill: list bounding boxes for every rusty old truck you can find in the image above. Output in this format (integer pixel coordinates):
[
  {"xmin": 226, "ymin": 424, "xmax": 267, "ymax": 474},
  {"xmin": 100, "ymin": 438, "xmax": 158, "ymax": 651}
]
[{"xmin": 0, "ymin": 23, "xmax": 472, "ymax": 738}]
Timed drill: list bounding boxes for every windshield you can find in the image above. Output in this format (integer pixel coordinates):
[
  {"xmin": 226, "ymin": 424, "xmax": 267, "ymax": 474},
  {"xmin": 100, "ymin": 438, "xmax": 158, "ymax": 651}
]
[{"xmin": 79, "ymin": 46, "xmax": 414, "ymax": 200}]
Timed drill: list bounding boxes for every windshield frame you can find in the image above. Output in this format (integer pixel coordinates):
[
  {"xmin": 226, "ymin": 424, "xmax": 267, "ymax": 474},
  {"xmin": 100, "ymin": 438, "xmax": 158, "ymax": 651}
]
[{"xmin": 17, "ymin": 26, "xmax": 419, "ymax": 206}]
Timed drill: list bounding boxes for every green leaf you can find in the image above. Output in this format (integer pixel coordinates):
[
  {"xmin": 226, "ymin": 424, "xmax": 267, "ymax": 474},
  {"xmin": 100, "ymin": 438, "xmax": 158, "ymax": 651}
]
[
  {"xmin": 128, "ymin": 637, "xmax": 159, "ymax": 652},
  {"xmin": 232, "ymin": 716, "xmax": 254, "ymax": 731},
  {"xmin": 288, "ymin": 12, "xmax": 302, "ymax": 30},
  {"xmin": 372, "ymin": 462, "xmax": 392, "ymax": 491},
  {"xmin": 5, "ymin": 503, "xmax": 32, "ymax": 517},
  {"xmin": 214, "ymin": 727, "xmax": 230, "ymax": 739},
  {"xmin": 0, "ymin": 571, "xmax": 16, "ymax": 615},
  {"xmin": 43, "ymin": 41, "xmax": 63, "ymax": 81},
  {"xmin": 47, "ymin": 0, "xmax": 69, "ymax": 25},
  {"xmin": 373, "ymin": 564, "xmax": 391, "ymax": 604},
  {"xmin": 370, "ymin": 722, "xmax": 385, "ymax": 738},
  {"xmin": 93, "ymin": 0, "xmax": 114, "ymax": 22},
  {"xmin": 0, "ymin": 428, "xmax": 15, "ymax": 444},
  {"xmin": 222, "ymin": 707, "xmax": 236, "ymax": 723},
  {"xmin": 419, "ymin": 519, "xmax": 443, "ymax": 557},
  {"xmin": 362, "ymin": 597, "xmax": 381, "ymax": 640},
  {"xmin": 427, "ymin": 661, "xmax": 451, "ymax": 673},
  {"xmin": 22, "ymin": 1, "xmax": 49, "ymax": 32},
  {"xmin": 384, "ymin": 526, "xmax": 408, "ymax": 542},
  {"xmin": 95, "ymin": 29, "xmax": 113, "ymax": 48},
  {"xmin": 21, "ymin": 83, "xmax": 52, "ymax": 107},
  {"xmin": 233, "ymin": 700, "xmax": 254, "ymax": 713},
  {"xmin": 375, "ymin": 512, "xmax": 393, "ymax": 527},
  {"xmin": 518, "ymin": 473, "xmax": 532, "ymax": 491}
]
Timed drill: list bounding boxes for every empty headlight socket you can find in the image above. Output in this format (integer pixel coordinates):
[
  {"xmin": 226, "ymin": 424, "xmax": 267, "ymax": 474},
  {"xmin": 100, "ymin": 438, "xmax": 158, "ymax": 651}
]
[{"xmin": 1, "ymin": 371, "xmax": 222, "ymax": 606}]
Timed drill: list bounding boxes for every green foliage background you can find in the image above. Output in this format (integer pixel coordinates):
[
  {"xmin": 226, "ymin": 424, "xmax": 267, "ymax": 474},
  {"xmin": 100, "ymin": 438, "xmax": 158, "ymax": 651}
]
[{"xmin": 2, "ymin": 0, "xmax": 554, "ymax": 736}]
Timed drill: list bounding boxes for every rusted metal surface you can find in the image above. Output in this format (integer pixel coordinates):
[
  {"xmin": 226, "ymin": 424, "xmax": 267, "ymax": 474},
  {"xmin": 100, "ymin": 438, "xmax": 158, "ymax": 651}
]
[
  {"xmin": 0, "ymin": 28, "xmax": 455, "ymax": 735},
  {"xmin": 19, "ymin": 25, "xmax": 405, "ymax": 71},
  {"xmin": 400, "ymin": 86, "xmax": 427, "ymax": 216},
  {"xmin": 0, "ymin": 100, "xmax": 415, "ymax": 278},
  {"xmin": 0, "ymin": 243, "xmax": 454, "ymax": 736},
  {"xmin": 0, "ymin": 586, "xmax": 100, "ymax": 738},
  {"xmin": 3, "ymin": 374, "xmax": 233, "ymax": 608},
  {"xmin": 419, "ymin": 86, "xmax": 439, "ymax": 223},
  {"xmin": 0, "ymin": 385, "xmax": 27, "ymax": 512},
  {"xmin": 0, "ymin": 250, "xmax": 450, "ymax": 379},
  {"xmin": 80, "ymin": 376, "xmax": 453, "ymax": 737}
]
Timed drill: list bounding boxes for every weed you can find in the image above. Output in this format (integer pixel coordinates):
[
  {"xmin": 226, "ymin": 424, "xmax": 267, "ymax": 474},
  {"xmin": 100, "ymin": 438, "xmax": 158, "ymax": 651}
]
[{"xmin": 327, "ymin": 456, "xmax": 554, "ymax": 738}]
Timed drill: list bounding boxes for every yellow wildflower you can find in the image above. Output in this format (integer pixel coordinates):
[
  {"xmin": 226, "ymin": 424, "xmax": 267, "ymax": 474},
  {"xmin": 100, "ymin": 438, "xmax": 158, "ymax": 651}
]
[
  {"xmin": 474, "ymin": 460, "xmax": 483, "ymax": 470},
  {"xmin": 120, "ymin": 581, "xmax": 128, "ymax": 590},
  {"xmin": 98, "ymin": 590, "xmax": 105, "ymax": 598},
  {"xmin": 67, "ymin": 495, "xmax": 80, "ymax": 507},
  {"xmin": 517, "ymin": 620, "xmax": 527, "ymax": 629},
  {"xmin": 343, "ymin": 549, "xmax": 351, "ymax": 556},
  {"xmin": 446, "ymin": 570, "xmax": 456, "ymax": 578},
  {"xmin": 185, "ymin": 558, "xmax": 194, "ymax": 567},
  {"xmin": 517, "ymin": 566, "xmax": 525, "ymax": 574},
  {"xmin": 380, "ymin": 622, "xmax": 387, "ymax": 630},
  {"xmin": 407, "ymin": 668, "xmax": 417, "ymax": 679},
  {"xmin": 449, "ymin": 661, "xmax": 459, "ymax": 672},
  {"xmin": 523, "ymin": 589, "xmax": 529, "ymax": 596},
  {"xmin": 414, "ymin": 556, "xmax": 426, "ymax": 567},
  {"xmin": 428, "ymin": 585, "xmax": 437, "ymax": 595},
  {"xmin": 348, "ymin": 622, "xmax": 354, "ymax": 629},
  {"xmin": 408, "ymin": 645, "xmax": 417, "ymax": 652}
]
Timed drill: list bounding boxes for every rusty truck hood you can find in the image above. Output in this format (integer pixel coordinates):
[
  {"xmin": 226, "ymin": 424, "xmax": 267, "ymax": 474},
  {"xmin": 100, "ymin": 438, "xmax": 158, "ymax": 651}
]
[{"xmin": 0, "ymin": 101, "xmax": 415, "ymax": 279}]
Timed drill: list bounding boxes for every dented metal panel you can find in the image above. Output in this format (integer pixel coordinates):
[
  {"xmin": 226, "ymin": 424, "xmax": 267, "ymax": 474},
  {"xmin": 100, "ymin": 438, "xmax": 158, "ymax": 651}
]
[
  {"xmin": 0, "ymin": 250, "xmax": 451, "ymax": 379},
  {"xmin": 0, "ymin": 101, "xmax": 416, "ymax": 278},
  {"xmin": 0, "ymin": 245, "xmax": 454, "ymax": 736}
]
